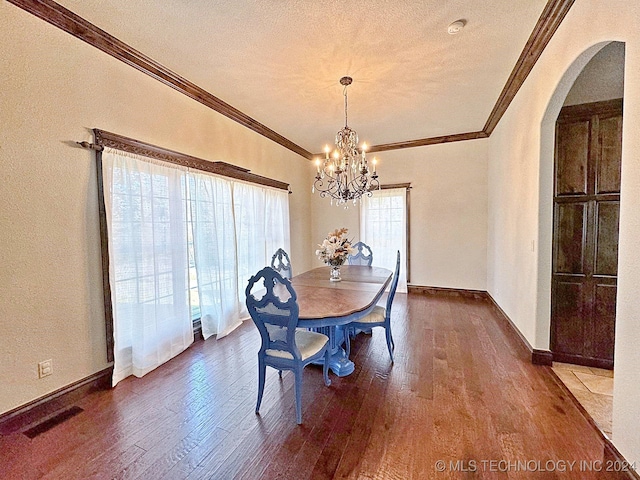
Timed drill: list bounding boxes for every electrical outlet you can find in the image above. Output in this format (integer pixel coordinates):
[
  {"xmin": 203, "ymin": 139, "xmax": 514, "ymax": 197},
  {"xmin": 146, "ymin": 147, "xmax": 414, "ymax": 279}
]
[{"xmin": 38, "ymin": 359, "xmax": 53, "ymax": 378}]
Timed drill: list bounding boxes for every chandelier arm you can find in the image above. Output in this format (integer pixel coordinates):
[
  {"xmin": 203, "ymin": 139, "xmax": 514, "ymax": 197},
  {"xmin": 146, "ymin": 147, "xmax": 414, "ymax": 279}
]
[{"xmin": 314, "ymin": 176, "xmax": 336, "ymax": 192}]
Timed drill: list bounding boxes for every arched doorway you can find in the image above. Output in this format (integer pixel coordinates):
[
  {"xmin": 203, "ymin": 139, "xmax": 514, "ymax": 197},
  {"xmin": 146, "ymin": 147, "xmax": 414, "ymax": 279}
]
[{"xmin": 538, "ymin": 41, "xmax": 625, "ymax": 437}]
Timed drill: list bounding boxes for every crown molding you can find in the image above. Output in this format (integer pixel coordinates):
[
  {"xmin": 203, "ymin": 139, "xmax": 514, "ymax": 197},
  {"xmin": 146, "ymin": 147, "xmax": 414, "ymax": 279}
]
[
  {"xmin": 8, "ymin": 0, "xmax": 575, "ymax": 158},
  {"xmin": 6, "ymin": 0, "xmax": 313, "ymax": 160},
  {"xmin": 482, "ymin": 0, "xmax": 576, "ymax": 135},
  {"xmin": 367, "ymin": 131, "xmax": 488, "ymax": 153}
]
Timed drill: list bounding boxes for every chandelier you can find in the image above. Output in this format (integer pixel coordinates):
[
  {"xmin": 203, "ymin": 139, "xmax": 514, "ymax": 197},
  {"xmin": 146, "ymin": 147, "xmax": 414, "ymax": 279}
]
[{"xmin": 313, "ymin": 76, "xmax": 380, "ymax": 205}]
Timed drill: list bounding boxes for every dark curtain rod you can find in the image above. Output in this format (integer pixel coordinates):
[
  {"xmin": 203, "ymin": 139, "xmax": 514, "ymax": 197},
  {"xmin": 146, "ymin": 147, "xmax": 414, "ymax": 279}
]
[{"xmin": 77, "ymin": 141, "xmax": 103, "ymax": 151}]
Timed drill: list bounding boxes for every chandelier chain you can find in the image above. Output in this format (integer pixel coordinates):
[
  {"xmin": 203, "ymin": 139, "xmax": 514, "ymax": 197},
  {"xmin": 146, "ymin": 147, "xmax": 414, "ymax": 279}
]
[{"xmin": 344, "ymin": 85, "xmax": 348, "ymax": 127}]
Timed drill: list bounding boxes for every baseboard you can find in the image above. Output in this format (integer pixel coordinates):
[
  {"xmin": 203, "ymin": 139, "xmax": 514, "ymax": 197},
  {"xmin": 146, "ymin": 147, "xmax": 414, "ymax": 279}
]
[
  {"xmin": 603, "ymin": 438, "xmax": 640, "ymax": 480},
  {"xmin": 408, "ymin": 284, "xmax": 488, "ymax": 300},
  {"xmin": 485, "ymin": 293, "xmax": 553, "ymax": 366},
  {"xmin": 0, "ymin": 366, "xmax": 113, "ymax": 435},
  {"xmin": 409, "ymin": 286, "xmax": 553, "ymax": 365},
  {"xmin": 552, "ymin": 351, "xmax": 613, "ymax": 370},
  {"xmin": 549, "ymin": 369, "xmax": 640, "ymax": 480},
  {"xmin": 532, "ymin": 349, "xmax": 554, "ymax": 365},
  {"xmin": 408, "ymin": 286, "xmax": 550, "ymax": 364},
  {"xmin": 0, "ymin": 323, "xmax": 208, "ymax": 436}
]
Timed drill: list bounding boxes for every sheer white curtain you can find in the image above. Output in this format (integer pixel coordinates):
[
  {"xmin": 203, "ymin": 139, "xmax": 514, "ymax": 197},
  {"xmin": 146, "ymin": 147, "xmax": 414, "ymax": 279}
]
[
  {"xmin": 264, "ymin": 187, "xmax": 291, "ymax": 262},
  {"xmin": 103, "ymin": 148, "xmax": 292, "ymax": 378},
  {"xmin": 233, "ymin": 182, "xmax": 291, "ymax": 315},
  {"xmin": 102, "ymin": 148, "xmax": 193, "ymax": 386},
  {"xmin": 189, "ymin": 171, "xmax": 240, "ymax": 339},
  {"xmin": 233, "ymin": 182, "xmax": 268, "ymax": 300},
  {"xmin": 360, "ymin": 188, "xmax": 408, "ymax": 293}
]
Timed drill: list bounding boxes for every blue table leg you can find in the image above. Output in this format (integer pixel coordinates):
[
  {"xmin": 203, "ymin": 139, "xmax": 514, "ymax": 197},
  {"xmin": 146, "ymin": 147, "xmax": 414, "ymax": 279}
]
[{"xmin": 312, "ymin": 325, "xmax": 354, "ymax": 377}]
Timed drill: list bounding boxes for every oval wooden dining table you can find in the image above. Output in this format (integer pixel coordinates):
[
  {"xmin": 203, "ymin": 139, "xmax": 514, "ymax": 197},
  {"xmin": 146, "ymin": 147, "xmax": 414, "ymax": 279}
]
[{"xmin": 289, "ymin": 265, "xmax": 392, "ymax": 376}]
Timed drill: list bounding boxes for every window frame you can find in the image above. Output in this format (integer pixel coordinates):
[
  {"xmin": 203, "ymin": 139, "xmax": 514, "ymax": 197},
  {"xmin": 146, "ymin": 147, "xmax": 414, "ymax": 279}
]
[
  {"xmin": 364, "ymin": 183, "xmax": 411, "ymax": 284},
  {"xmin": 94, "ymin": 129, "xmax": 290, "ymax": 360}
]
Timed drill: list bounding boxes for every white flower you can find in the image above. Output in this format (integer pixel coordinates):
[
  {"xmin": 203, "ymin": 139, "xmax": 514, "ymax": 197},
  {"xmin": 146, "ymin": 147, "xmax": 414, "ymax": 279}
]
[{"xmin": 316, "ymin": 227, "xmax": 354, "ymax": 265}]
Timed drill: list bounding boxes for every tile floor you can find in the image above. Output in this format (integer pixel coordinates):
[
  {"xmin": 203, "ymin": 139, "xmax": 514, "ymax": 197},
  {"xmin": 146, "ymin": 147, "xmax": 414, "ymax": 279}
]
[{"xmin": 551, "ymin": 362, "xmax": 614, "ymax": 437}]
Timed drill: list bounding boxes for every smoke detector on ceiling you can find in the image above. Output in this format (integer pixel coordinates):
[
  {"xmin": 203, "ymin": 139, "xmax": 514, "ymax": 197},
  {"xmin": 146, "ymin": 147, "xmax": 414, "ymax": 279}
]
[{"xmin": 447, "ymin": 20, "xmax": 466, "ymax": 35}]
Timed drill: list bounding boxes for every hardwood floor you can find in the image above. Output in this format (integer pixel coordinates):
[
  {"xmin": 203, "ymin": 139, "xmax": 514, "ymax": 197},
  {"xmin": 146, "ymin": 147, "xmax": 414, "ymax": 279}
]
[{"xmin": 0, "ymin": 293, "xmax": 632, "ymax": 479}]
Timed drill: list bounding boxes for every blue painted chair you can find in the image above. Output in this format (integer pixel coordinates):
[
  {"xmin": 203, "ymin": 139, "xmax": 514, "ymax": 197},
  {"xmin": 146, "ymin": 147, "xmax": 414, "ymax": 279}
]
[
  {"xmin": 270, "ymin": 248, "xmax": 292, "ymax": 279},
  {"xmin": 345, "ymin": 251, "xmax": 400, "ymax": 362},
  {"xmin": 246, "ymin": 267, "xmax": 331, "ymax": 424},
  {"xmin": 348, "ymin": 242, "xmax": 373, "ymax": 266}
]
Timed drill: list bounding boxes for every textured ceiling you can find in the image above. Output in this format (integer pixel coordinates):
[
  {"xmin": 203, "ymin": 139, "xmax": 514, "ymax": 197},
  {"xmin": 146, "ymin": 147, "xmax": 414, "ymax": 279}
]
[{"xmin": 56, "ymin": 0, "xmax": 548, "ymax": 154}]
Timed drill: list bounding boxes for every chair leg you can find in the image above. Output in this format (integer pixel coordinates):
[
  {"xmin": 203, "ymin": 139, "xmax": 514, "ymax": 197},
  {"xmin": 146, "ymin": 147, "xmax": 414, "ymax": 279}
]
[
  {"xmin": 278, "ymin": 369, "xmax": 283, "ymax": 378},
  {"xmin": 294, "ymin": 368, "xmax": 303, "ymax": 424},
  {"xmin": 256, "ymin": 359, "xmax": 266, "ymax": 414},
  {"xmin": 323, "ymin": 349, "xmax": 331, "ymax": 387},
  {"xmin": 385, "ymin": 326, "xmax": 394, "ymax": 363}
]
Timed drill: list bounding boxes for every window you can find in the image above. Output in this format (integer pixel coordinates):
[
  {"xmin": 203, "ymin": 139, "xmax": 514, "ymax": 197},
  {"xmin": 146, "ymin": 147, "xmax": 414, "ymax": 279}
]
[
  {"xmin": 360, "ymin": 185, "xmax": 410, "ymax": 293},
  {"xmin": 186, "ymin": 178, "xmax": 201, "ymax": 321},
  {"xmin": 101, "ymin": 144, "xmax": 290, "ymax": 385}
]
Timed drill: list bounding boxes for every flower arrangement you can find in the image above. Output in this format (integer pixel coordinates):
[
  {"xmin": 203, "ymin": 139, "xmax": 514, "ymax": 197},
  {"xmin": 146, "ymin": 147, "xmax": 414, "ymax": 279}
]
[{"xmin": 316, "ymin": 228, "xmax": 357, "ymax": 267}]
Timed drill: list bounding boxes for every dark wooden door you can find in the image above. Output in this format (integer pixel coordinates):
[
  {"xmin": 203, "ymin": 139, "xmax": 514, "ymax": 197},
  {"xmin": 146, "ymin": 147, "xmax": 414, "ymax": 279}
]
[{"xmin": 551, "ymin": 99, "xmax": 622, "ymax": 369}]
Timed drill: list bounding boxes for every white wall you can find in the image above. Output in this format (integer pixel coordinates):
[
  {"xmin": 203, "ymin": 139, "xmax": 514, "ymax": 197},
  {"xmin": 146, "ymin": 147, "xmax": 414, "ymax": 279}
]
[
  {"xmin": 486, "ymin": 0, "xmax": 640, "ymax": 464},
  {"xmin": 311, "ymin": 139, "xmax": 488, "ymax": 290},
  {"xmin": 564, "ymin": 41, "xmax": 625, "ymax": 106},
  {"xmin": 0, "ymin": 3, "xmax": 312, "ymax": 414}
]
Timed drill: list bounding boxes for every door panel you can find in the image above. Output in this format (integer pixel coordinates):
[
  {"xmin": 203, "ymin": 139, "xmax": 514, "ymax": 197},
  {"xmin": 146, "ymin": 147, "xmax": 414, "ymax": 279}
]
[
  {"xmin": 551, "ymin": 99, "xmax": 621, "ymax": 369},
  {"xmin": 555, "ymin": 203, "xmax": 586, "ymax": 274},
  {"xmin": 595, "ymin": 201, "xmax": 620, "ymax": 276},
  {"xmin": 556, "ymin": 121, "xmax": 590, "ymax": 196},
  {"xmin": 552, "ymin": 281, "xmax": 584, "ymax": 355},
  {"xmin": 593, "ymin": 284, "xmax": 617, "ymax": 361},
  {"xmin": 597, "ymin": 116, "xmax": 623, "ymax": 194}
]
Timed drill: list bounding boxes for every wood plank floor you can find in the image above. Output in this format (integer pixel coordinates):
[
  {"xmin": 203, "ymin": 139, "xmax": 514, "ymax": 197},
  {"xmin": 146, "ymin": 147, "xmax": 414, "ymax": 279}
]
[{"xmin": 0, "ymin": 293, "xmax": 630, "ymax": 479}]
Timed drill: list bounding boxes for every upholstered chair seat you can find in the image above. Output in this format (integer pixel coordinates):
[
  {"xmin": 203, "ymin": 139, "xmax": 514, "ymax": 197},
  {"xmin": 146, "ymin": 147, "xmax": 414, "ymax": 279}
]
[
  {"xmin": 266, "ymin": 330, "xmax": 329, "ymax": 360},
  {"xmin": 353, "ymin": 305, "xmax": 386, "ymax": 324}
]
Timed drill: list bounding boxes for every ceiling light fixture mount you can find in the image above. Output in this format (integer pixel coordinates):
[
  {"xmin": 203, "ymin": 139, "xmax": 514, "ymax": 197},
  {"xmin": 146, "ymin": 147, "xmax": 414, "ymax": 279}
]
[
  {"xmin": 447, "ymin": 19, "xmax": 466, "ymax": 35},
  {"xmin": 313, "ymin": 76, "xmax": 380, "ymax": 206}
]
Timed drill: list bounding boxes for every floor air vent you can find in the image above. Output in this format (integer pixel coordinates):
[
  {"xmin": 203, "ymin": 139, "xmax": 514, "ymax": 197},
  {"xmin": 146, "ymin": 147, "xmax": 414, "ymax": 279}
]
[{"xmin": 23, "ymin": 406, "xmax": 83, "ymax": 439}]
